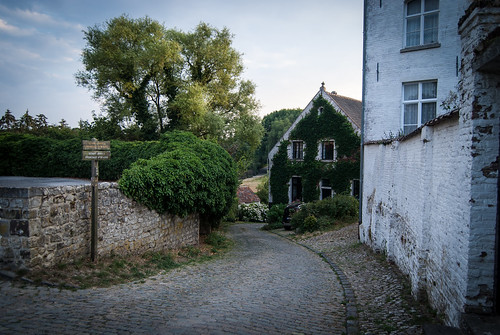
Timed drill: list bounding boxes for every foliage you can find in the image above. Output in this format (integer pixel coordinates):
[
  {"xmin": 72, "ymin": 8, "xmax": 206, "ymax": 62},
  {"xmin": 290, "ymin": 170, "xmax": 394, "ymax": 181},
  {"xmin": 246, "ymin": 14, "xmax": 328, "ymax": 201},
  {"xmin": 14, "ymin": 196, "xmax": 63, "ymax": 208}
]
[
  {"xmin": 0, "ymin": 109, "xmax": 78, "ymax": 139},
  {"xmin": 255, "ymin": 175, "xmax": 269, "ymax": 204},
  {"xmin": 119, "ymin": 131, "xmax": 238, "ymax": 227},
  {"xmin": 237, "ymin": 202, "xmax": 268, "ymax": 222},
  {"xmin": 223, "ymin": 197, "xmax": 239, "ymax": 222},
  {"xmin": 269, "ymin": 96, "xmax": 360, "ymax": 204},
  {"xmin": 266, "ymin": 203, "xmax": 286, "ymax": 225},
  {"xmin": 205, "ymin": 231, "xmax": 232, "ymax": 251},
  {"xmin": 0, "ymin": 132, "xmax": 171, "ymax": 180},
  {"xmin": 290, "ymin": 195, "xmax": 359, "ymax": 233},
  {"xmin": 260, "ymin": 203, "xmax": 287, "ymax": 230},
  {"xmin": 76, "ymin": 17, "xmax": 263, "ymax": 174},
  {"xmin": 252, "ymin": 108, "xmax": 301, "ymax": 171}
]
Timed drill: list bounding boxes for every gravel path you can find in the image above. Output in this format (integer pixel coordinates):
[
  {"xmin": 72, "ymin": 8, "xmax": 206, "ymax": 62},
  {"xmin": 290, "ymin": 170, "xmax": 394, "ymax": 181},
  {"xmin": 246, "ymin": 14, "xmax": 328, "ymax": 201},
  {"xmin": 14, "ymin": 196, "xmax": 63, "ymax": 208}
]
[{"xmin": 0, "ymin": 223, "xmax": 346, "ymax": 334}]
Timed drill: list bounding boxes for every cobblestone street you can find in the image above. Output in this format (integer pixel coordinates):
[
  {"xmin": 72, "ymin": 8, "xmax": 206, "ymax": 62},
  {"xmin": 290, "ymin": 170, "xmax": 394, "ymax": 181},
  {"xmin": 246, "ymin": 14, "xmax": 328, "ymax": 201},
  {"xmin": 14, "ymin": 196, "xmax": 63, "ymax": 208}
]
[
  {"xmin": 1, "ymin": 223, "xmax": 346, "ymax": 334},
  {"xmin": 296, "ymin": 224, "xmax": 440, "ymax": 334}
]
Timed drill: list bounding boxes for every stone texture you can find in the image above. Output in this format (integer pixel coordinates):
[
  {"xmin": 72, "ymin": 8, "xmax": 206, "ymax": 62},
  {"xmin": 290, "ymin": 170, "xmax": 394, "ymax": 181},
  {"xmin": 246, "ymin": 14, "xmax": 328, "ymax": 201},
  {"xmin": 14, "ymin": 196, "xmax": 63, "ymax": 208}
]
[
  {"xmin": 0, "ymin": 223, "xmax": 346, "ymax": 334},
  {"xmin": 0, "ymin": 182, "xmax": 199, "ymax": 270}
]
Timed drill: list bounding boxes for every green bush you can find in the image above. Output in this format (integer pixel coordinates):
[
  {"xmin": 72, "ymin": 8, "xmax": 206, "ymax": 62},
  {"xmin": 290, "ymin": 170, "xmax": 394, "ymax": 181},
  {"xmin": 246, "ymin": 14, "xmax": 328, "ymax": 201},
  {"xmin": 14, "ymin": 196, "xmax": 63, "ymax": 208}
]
[
  {"xmin": 291, "ymin": 195, "xmax": 359, "ymax": 233},
  {"xmin": 303, "ymin": 215, "xmax": 319, "ymax": 233},
  {"xmin": 119, "ymin": 131, "xmax": 238, "ymax": 228},
  {"xmin": 0, "ymin": 132, "xmax": 170, "ymax": 180},
  {"xmin": 266, "ymin": 203, "xmax": 286, "ymax": 225},
  {"xmin": 332, "ymin": 194, "xmax": 359, "ymax": 219},
  {"xmin": 255, "ymin": 175, "xmax": 269, "ymax": 204}
]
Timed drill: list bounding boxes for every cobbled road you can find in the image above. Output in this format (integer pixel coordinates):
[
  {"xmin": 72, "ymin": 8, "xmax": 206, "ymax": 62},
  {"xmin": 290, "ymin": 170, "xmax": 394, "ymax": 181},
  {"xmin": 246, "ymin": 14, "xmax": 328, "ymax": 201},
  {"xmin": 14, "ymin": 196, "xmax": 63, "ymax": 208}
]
[{"xmin": 0, "ymin": 223, "xmax": 346, "ymax": 334}]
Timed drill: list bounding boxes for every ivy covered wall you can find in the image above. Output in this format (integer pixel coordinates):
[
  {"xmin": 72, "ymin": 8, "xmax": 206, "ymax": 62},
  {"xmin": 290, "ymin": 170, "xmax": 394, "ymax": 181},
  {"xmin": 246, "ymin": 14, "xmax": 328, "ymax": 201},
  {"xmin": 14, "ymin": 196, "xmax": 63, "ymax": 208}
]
[{"xmin": 269, "ymin": 96, "xmax": 360, "ymax": 204}]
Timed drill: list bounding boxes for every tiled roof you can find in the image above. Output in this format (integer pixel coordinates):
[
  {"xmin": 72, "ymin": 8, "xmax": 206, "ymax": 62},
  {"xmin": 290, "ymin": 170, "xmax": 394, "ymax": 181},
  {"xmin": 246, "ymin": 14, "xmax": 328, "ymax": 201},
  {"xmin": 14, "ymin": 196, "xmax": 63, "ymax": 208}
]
[
  {"xmin": 237, "ymin": 186, "xmax": 261, "ymax": 204},
  {"xmin": 326, "ymin": 91, "xmax": 362, "ymax": 129}
]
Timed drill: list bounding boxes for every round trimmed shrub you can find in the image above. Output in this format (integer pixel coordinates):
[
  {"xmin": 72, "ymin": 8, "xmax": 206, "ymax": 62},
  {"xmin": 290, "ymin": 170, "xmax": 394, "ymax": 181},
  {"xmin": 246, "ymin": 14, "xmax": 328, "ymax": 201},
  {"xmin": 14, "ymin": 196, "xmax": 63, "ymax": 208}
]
[{"xmin": 119, "ymin": 131, "xmax": 238, "ymax": 228}]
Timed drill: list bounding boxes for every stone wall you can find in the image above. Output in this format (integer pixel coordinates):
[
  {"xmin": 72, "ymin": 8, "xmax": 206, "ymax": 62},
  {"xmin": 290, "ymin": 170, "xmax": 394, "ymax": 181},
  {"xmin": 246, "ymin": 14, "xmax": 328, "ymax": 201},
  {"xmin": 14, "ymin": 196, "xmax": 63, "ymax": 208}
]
[{"xmin": 0, "ymin": 181, "xmax": 199, "ymax": 270}]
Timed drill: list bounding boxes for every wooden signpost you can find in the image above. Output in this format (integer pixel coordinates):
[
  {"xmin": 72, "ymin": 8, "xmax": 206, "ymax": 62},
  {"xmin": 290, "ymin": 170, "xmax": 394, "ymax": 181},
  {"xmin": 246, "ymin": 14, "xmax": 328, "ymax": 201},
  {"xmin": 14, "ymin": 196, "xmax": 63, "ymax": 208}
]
[{"xmin": 82, "ymin": 138, "xmax": 110, "ymax": 262}]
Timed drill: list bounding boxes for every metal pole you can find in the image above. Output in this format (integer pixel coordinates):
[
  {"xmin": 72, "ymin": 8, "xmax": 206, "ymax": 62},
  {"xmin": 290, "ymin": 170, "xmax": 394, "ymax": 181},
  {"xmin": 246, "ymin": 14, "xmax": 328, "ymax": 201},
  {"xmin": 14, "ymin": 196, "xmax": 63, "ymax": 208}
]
[{"xmin": 91, "ymin": 159, "xmax": 99, "ymax": 262}]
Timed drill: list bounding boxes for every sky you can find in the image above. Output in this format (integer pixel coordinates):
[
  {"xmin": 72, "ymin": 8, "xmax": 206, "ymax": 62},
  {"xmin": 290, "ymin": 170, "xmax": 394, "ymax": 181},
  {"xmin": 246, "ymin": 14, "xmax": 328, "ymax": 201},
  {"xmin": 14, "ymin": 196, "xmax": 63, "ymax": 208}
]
[{"xmin": 0, "ymin": 0, "xmax": 363, "ymax": 127}]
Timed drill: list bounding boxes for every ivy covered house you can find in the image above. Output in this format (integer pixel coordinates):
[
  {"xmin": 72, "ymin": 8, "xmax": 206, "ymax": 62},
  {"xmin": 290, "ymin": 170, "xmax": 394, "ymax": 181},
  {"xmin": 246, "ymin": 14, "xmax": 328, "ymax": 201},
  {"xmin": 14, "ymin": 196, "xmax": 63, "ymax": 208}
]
[{"xmin": 267, "ymin": 83, "xmax": 361, "ymax": 205}]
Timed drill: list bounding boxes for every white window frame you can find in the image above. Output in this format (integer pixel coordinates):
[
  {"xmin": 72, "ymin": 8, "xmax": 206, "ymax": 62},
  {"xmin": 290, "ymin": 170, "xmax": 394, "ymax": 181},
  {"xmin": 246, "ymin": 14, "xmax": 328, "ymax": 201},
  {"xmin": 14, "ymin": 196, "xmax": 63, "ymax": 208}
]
[
  {"xmin": 319, "ymin": 140, "xmax": 336, "ymax": 161},
  {"xmin": 404, "ymin": 0, "xmax": 439, "ymax": 48},
  {"xmin": 402, "ymin": 80, "xmax": 438, "ymax": 134},
  {"xmin": 320, "ymin": 179, "xmax": 333, "ymax": 200},
  {"xmin": 289, "ymin": 176, "xmax": 303, "ymax": 203}
]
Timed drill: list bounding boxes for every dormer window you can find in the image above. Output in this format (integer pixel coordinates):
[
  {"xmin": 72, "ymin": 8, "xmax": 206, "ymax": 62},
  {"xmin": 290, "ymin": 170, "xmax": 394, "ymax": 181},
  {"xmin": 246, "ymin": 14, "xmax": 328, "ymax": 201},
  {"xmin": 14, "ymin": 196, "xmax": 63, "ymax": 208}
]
[{"xmin": 405, "ymin": 0, "xmax": 439, "ymax": 48}]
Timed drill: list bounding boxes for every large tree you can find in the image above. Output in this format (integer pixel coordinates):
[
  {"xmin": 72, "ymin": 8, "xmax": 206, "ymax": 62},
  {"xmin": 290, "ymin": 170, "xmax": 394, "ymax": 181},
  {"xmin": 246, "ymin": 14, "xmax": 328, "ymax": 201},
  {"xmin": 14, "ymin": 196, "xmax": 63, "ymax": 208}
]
[
  {"xmin": 76, "ymin": 17, "xmax": 262, "ymax": 173},
  {"xmin": 76, "ymin": 15, "xmax": 180, "ymax": 139}
]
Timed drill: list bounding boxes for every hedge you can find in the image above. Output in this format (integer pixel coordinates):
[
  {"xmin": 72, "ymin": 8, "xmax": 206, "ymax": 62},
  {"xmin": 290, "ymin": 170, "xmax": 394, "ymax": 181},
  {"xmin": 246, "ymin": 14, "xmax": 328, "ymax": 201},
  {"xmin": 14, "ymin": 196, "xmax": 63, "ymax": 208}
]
[{"xmin": 0, "ymin": 133, "xmax": 170, "ymax": 180}]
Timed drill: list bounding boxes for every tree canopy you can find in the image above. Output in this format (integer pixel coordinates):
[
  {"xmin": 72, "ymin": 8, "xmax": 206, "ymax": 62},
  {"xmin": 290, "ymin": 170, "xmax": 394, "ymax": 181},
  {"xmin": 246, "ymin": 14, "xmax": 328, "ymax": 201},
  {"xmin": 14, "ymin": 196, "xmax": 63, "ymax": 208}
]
[
  {"xmin": 252, "ymin": 108, "xmax": 302, "ymax": 171},
  {"xmin": 76, "ymin": 16, "xmax": 263, "ymax": 174}
]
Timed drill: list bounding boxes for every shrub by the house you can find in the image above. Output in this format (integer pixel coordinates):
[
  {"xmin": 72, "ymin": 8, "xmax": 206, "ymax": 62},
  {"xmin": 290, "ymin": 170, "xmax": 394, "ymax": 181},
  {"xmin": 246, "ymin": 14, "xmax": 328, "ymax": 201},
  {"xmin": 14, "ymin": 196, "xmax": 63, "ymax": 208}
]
[{"xmin": 290, "ymin": 195, "xmax": 359, "ymax": 233}]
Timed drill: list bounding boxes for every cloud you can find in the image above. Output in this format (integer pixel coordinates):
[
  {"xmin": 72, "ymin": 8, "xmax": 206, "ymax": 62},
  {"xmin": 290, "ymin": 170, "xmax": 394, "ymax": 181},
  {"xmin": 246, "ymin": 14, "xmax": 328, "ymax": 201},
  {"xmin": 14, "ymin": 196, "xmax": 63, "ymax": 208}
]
[
  {"xmin": 14, "ymin": 7, "xmax": 83, "ymax": 30},
  {"xmin": 0, "ymin": 18, "xmax": 34, "ymax": 36},
  {"xmin": 0, "ymin": 4, "xmax": 83, "ymax": 31}
]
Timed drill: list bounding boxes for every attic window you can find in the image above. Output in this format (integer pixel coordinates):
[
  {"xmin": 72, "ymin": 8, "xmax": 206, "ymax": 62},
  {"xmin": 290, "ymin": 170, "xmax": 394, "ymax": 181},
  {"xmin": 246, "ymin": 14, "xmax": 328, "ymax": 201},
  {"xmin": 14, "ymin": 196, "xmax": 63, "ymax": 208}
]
[{"xmin": 318, "ymin": 106, "xmax": 324, "ymax": 115}]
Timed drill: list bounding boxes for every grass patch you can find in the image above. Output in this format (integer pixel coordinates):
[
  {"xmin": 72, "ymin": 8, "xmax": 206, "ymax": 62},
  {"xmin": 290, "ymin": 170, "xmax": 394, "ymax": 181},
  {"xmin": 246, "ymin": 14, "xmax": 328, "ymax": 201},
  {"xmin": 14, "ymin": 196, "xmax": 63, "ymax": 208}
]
[{"xmin": 23, "ymin": 228, "xmax": 233, "ymax": 289}]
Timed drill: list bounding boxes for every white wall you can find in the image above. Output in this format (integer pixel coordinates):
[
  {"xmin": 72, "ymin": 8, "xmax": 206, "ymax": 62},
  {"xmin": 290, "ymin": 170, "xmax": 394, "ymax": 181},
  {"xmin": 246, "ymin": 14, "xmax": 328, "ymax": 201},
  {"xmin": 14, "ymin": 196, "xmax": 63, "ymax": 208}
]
[
  {"xmin": 360, "ymin": 0, "xmax": 498, "ymax": 327},
  {"xmin": 363, "ymin": 0, "xmax": 467, "ymax": 142}
]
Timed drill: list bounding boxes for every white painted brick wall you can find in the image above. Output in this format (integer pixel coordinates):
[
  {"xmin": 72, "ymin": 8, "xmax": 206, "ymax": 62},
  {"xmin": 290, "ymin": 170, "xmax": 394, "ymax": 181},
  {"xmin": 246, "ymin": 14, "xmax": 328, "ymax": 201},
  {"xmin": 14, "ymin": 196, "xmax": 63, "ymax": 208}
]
[
  {"xmin": 361, "ymin": 0, "xmax": 499, "ymax": 327},
  {"xmin": 361, "ymin": 119, "xmax": 472, "ymax": 326},
  {"xmin": 363, "ymin": 0, "xmax": 467, "ymax": 141}
]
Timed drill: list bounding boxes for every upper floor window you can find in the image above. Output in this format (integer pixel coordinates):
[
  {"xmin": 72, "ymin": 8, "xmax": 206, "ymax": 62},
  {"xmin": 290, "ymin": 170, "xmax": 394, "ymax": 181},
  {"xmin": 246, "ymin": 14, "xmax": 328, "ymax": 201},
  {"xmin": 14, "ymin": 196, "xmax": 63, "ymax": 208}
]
[
  {"xmin": 405, "ymin": 0, "xmax": 439, "ymax": 47},
  {"xmin": 321, "ymin": 140, "xmax": 336, "ymax": 161},
  {"xmin": 402, "ymin": 80, "xmax": 437, "ymax": 134},
  {"xmin": 292, "ymin": 141, "xmax": 304, "ymax": 160}
]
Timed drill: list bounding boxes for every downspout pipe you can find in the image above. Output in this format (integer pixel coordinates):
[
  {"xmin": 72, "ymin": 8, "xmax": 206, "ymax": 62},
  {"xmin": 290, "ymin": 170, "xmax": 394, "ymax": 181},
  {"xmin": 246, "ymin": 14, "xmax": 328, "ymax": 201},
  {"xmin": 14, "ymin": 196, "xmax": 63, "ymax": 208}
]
[{"xmin": 359, "ymin": 0, "xmax": 368, "ymax": 234}]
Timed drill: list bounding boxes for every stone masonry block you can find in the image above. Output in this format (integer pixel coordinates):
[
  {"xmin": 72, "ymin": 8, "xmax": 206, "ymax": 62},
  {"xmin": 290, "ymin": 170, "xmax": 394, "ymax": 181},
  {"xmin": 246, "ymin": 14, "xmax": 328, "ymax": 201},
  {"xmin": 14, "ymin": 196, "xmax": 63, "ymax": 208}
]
[
  {"xmin": 0, "ymin": 187, "xmax": 29, "ymax": 198},
  {"xmin": 10, "ymin": 220, "xmax": 29, "ymax": 237},
  {"xmin": 0, "ymin": 219, "xmax": 9, "ymax": 237}
]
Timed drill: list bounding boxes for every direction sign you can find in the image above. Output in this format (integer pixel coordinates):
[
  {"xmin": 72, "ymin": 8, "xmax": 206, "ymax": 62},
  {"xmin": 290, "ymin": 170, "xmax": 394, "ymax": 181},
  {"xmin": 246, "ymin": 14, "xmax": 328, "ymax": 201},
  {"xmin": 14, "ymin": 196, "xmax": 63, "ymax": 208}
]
[
  {"xmin": 82, "ymin": 150, "xmax": 111, "ymax": 161},
  {"xmin": 82, "ymin": 140, "xmax": 110, "ymax": 151}
]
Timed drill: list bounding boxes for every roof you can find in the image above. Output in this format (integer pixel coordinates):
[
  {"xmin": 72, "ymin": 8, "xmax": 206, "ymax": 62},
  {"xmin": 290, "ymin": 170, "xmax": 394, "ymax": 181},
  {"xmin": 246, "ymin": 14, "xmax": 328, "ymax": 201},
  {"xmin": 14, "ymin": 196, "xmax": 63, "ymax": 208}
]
[
  {"xmin": 325, "ymin": 91, "xmax": 362, "ymax": 129},
  {"xmin": 267, "ymin": 82, "xmax": 362, "ymax": 164},
  {"xmin": 237, "ymin": 186, "xmax": 261, "ymax": 204}
]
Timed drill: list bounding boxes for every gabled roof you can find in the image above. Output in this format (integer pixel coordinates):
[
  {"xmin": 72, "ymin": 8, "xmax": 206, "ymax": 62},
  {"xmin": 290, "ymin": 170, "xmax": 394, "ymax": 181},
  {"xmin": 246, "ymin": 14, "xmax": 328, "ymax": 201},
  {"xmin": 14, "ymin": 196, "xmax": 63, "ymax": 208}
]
[
  {"xmin": 237, "ymin": 186, "xmax": 261, "ymax": 204},
  {"xmin": 267, "ymin": 83, "xmax": 362, "ymax": 162},
  {"xmin": 325, "ymin": 91, "xmax": 362, "ymax": 130}
]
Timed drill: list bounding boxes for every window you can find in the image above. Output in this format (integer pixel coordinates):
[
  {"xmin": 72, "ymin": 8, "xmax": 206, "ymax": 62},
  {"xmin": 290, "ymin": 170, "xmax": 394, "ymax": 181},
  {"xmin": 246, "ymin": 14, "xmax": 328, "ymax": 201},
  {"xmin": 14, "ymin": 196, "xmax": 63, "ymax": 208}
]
[
  {"xmin": 351, "ymin": 179, "xmax": 360, "ymax": 200},
  {"xmin": 291, "ymin": 177, "xmax": 302, "ymax": 202},
  {"xmin": 405, "ymin": 0, "xmax": 439, "ymax": 47},
  {"xmin": 320, "ymin": 179, "xmax": 333, "ymax": 200},
  {"xmin": 403, "ymin": 81, "xmax": 437, "ymax": 134},
  {"xmin": 321, "ymin": 140, "xmax": 336, "ymax": 161},
  {"xmin": 292, "ymin": 141, "xmax": 304, "ymax": 160}
]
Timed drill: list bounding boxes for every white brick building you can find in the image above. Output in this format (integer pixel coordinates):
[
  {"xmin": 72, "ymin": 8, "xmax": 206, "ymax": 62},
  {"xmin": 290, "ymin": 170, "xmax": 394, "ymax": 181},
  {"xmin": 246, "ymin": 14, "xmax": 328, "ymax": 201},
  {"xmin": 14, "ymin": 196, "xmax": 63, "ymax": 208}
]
[{"xmin": 360, "ymin": 0, "xmax": 499, "ymax": 327}]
